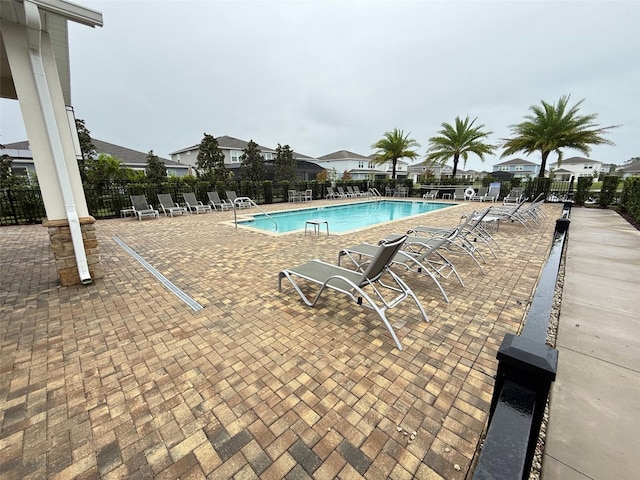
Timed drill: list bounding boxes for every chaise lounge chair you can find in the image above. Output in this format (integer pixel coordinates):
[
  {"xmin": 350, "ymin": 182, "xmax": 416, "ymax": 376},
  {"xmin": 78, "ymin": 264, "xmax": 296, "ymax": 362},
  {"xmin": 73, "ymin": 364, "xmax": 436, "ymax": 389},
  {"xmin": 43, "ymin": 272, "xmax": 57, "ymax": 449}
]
[
  {"xmin": 183, "ymin": 192, "xmax": 212, "ymax": 214},
  {"xmin": 423, "ymin": 190, "xmax": 439, "ymax": 200},
  {"xmin": 326, "ymin": 186, "xmax": 340, "ymax": 199},
  {"xmin": 207, "ymin": 191, "xmax": 232, "ymax": 211},
  {"xmin": 225, "ymin": 190, "xmax": 253, "ymax": 209},
  {"xmin": 453, "ymin": 187, "xmax": 468, "ymax": 201},
  {"xmin": 278, "ymin": 235, "xmax": 428, "ymax": 350},
  {"xmin": 470, "ymin": 187, "xmax": 488, "ymax": 201},
  {"xmin": 130, "ymin": 195, "xmax": 159, "ymax": 221},
  {"xmin": 338, "ymin": 231, "xmax": 463, "ymax": 303},
  {"xmin": 157, "ymin": 193, "xmax": 188, "ymax": 217},
  {"xmin": 503, "ymin": 188, "xmax": 523, "ymax": 205}
]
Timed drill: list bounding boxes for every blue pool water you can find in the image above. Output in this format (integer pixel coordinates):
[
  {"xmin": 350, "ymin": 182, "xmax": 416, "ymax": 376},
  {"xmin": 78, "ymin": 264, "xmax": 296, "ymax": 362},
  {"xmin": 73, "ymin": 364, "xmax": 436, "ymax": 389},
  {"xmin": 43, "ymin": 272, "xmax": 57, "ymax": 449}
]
[{"xmin": 237, "ymin": 200, "xmax": 455, "ymax": 234}]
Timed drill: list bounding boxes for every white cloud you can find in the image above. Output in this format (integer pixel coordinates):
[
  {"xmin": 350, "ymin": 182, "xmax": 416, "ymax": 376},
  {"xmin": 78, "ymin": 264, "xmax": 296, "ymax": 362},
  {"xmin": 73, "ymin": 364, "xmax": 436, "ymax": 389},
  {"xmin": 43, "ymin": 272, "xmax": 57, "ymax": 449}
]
[{"xmin": 2, "ymin": 0, "xmax": 639, "ymax": 170}]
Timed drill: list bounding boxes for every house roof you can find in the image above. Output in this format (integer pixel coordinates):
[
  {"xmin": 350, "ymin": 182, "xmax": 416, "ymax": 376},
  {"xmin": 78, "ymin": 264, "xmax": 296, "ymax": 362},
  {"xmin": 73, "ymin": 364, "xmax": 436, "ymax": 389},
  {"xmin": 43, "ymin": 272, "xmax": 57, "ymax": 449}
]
[
  {"xmin": 493, "ymin": 158, "xmax": 538, "ymax": 166},
  {"xmin": 169, "ymin": 135, "xmax": 277, "ymax": 155},
  {"xmin": 620, "ymin": 159, "xmax": 640, "ymax": 173},
  {"xmin": 317, "ymin": 150, "xmax": 370, "ymax": 160},
  {"xmin": 3, "ymin": 139, "xmax": 184, "ymax": 167},
  {"xmin": 554, "ymin": 156, "xmax": 601, "ymax": 165}
]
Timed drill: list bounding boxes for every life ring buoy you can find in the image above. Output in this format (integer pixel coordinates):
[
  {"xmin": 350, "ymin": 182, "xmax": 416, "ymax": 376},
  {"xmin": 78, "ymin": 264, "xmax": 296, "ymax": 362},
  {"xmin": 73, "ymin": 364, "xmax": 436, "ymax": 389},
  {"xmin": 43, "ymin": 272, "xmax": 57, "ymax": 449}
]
[{"xmin": 464, "ymin": 187, "xmax": 475, "ymax": 199}]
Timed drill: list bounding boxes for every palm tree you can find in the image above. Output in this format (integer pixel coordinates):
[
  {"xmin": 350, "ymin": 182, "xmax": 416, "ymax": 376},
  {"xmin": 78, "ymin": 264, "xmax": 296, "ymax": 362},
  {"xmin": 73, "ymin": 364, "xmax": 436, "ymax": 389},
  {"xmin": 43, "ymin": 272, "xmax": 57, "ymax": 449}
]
[
  {"xmin": 425, "ymin": 116, "xmax": 496, "ymax": 178},
  {"xmin": 371, "ymin": 128, "xmax": 421, "ymax": 179},
  {"xmin": 501, "ymin": 95, "xmax": 618, "ymax": 178}
]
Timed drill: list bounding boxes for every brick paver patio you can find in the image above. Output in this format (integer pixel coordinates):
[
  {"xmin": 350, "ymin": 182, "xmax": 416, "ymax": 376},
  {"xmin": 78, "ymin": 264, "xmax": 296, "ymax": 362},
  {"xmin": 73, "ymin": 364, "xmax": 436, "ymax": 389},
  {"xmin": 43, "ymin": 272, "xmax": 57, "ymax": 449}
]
[{"xmin": 0, "ymin": 199, "xmax": 561, "ymax": 479}]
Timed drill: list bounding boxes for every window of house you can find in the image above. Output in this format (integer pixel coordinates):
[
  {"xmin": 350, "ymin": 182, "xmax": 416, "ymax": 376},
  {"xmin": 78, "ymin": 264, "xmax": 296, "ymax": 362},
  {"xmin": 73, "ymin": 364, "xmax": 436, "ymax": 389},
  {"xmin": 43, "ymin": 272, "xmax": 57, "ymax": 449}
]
[
  {"xmin": 499, "ymin": 165, "xmax": 509, "ymax": 171},
  {"xmin": 231, "ymin": 150, "xmax": 242, "ymax": 163},
  {"xmin": 368, "ymin": 162, "xmax": 375, "ymax": 168},
  {"xmin": 263, "ymin": 152, "xmax": 273, "ymax": 160},
  {"xmin": 358, "ymin": 161, "xmax": 364, "ymax": 168},
  {"xmin": 515, "ymin": 165, "xmax": 524, "ymax": 171}
]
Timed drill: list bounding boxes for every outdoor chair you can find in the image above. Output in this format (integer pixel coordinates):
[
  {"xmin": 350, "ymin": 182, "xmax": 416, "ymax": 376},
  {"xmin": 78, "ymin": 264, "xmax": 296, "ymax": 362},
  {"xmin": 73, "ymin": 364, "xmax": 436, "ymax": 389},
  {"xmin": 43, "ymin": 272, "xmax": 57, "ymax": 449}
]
[
  {"xmin": 183, "ymin": 192, "xmax": 212, "ymax": 214},
  {"xmin": 503, "ymin": 188, "xmax": 523, "ymax": 204},
  {"xmin": 470, "ymin": 187, "xmax": 488, "ymax": 201},
  {"xmin": 207, "ymin": 191, "xmax": 231, "ymax": 211},
  {"xmin": 226, "ymin": 190, "xmax": 253, "ymax": 209},
  {"xmin": 157, "ymin": 193, "xmax": 188, "ymax": 217},
  {"xmin": 338, "ymin": 231, "xmax": 463, "ymax": 303},
  {"xmin": 302, "ymin": 189, "xmax": 313, "ymax": 201},
  {"xmin": 473, "ymin": 197, "xmax": 546, "ymax": 231},
  {"xmin": 453, "ymin": 187, "xmax": 468, "ymax": 201},
  {"xmin": 326, "ymin": 186, "xmax": 340, "ymax": 199},
  {"xmin": 423, "ymin": 190, "xmax": 438, "ymax": 200},
  {"xmin": 288, "ymin": 189, "xmax": 302, "ymax": 203},
  {"xmin": 347, "ymin": 186, "xmax": 363, "ymax": 197},
  {"xmin": 130, "ymin": 195, "xmax": 159, "ymax": 221},
  {"xmin": 278, "ymin": 235, "xmax": 428, "ymax": 351},
  {"xmin": 353, "ymin": 186, "xmax": 368, "ymax": 197},
  {"xmin": 337, "ymin": 186, "xmax": 352, "ymax": 198},
  {"xmin": 396, "ymin": 186, "xmax": 409, "ymax": 197},
  {"xmin": 411, "ymin": 206, "xmax": 503, "ymax": 260},
  {"xmin": 485, "ymin": 185, "xmax": 501, "ymax": 202},
  {"xmin": 407, "ymin": 210, "xmax": 497, "ymax": 274}
]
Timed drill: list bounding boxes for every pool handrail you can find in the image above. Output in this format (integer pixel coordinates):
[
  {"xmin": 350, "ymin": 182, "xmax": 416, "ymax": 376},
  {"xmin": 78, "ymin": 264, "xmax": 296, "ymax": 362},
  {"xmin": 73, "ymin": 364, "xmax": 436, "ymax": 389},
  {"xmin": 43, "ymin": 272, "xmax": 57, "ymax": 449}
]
[{"xmin": 232, "ymin": 197, "xmax": 278, "ymax": 230}]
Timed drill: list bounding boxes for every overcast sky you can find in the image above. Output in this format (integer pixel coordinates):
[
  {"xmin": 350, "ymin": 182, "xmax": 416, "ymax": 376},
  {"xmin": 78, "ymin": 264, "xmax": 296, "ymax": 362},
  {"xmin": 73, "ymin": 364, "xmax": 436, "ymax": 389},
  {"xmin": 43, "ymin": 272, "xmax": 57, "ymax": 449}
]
[{"xmin": 2, "ymin": 0, "xmax": 639, "ymax": 171}]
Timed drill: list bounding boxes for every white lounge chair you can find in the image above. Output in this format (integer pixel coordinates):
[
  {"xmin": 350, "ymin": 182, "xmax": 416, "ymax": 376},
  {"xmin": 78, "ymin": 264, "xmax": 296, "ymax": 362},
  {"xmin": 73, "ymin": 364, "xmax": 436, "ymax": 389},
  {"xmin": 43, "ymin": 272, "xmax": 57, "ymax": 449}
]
[
  {"xmin": 207, "ymin": 191, "xmax": 231, "ymax": 211},
  {"xmin": 157, "ymin": 193, "xmax": 188, "ymax": 217},
  {"xmin": 130, "ymin": 195, "xmax": 159, "ymax": 221},
  {"xmin": 278, "ymin": 235, "xmax": 428, "ymax": 350},
  {"xmin": 183, "ymin": 192, "xmax": 212, "ymax": 214}
]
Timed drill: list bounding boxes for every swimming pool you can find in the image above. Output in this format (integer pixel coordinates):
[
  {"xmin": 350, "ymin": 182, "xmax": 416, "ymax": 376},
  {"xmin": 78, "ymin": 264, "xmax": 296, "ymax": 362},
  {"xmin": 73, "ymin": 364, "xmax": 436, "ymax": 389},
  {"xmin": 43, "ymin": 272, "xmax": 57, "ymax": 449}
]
[{"xmin": 236, "ymin": 200, "xmax": 456, "ymax": 234}]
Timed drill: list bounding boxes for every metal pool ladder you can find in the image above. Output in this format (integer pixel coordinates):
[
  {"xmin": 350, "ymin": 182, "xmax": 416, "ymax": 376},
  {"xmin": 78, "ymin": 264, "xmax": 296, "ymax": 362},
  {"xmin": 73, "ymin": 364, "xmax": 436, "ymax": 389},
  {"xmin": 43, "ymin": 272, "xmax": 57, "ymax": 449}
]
[{"xmin": 232, "ymin": 197, "xmax": 278, "ymax": 230}]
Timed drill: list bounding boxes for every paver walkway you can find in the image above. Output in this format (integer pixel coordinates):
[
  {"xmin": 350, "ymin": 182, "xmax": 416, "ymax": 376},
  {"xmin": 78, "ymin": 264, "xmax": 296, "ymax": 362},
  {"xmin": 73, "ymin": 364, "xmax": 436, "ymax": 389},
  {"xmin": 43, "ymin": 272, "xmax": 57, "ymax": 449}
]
[
  {"xmin": 1, "ymin": 199, "xmax": 561, "ymax": 479},
  {"xmin": 542, "ymin": 207, "xmax": 640, "ymax": 480}
]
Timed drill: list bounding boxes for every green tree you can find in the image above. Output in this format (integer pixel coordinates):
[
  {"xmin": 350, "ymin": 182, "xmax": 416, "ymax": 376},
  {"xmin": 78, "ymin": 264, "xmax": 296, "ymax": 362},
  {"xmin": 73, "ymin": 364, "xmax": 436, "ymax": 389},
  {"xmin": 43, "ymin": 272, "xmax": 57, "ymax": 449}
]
[
  {"xmin": 274, "ymin": 144, "xmax": 297, "ymax": 183},
  {"xmin": 0, "ymin": 146, "xmax": 13, "ymax": 188},
  {"xmin": 85, "ymin": 153, "xmax": 130, "ymax": 189},
  {"xmin": 240, "ymin": 140, "xmax": 266, "ymax": 182},
  {"xmin": 425, "ymin": 116, "xmax": 496, "ymax": 178},
  {"xmin": 145, "ymin": 150, "xmax": 167, "ymax": 184},
  {"xmin": 0, "ymin": 146, "xmax": 29, "ymax": 188},
  {"xmin": 371, "ymin": 128, "xmax": 420, "ymax": 179},
  {"xmin": 74, "ymin": 118, "xmax": 95, "ymax": 182},
  {"xmin": 196, "ymin": 133, "xmax": 230, "ymax": 184},
  {"xmin": 501, "ymin": 95, "xmax": 618, "ymax": 178}
]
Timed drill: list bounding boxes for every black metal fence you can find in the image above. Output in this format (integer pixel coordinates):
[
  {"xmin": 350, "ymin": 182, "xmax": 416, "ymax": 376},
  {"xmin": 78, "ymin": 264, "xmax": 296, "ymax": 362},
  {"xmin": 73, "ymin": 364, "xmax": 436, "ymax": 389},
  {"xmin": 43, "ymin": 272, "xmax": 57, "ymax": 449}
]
[
  {"xmin": 0, "ymin": 178, "xmax": 574, "ymax": 226},
  {"xmin": 2, "ymin": 180, "xmax": 370, "ymax": 225},
  {"xmin": 471, "ymin": 203, "xmax": 571, "ymax": 480}
]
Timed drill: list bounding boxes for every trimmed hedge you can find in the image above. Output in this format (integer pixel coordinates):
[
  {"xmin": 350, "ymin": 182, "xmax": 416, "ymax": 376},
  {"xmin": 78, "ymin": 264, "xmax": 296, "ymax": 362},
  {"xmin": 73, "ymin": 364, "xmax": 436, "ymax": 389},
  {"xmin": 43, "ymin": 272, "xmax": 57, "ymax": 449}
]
[
  {"xmin": 574, "ymin": 177, "xmax": 593, "ymax": 206},
  {"xmin": 599, "ymin": 176, "xmax": 620, "ymax": 207},
  {"xmin": 620, "ymin": 177, "xmax": 640, "ymax": 224}
]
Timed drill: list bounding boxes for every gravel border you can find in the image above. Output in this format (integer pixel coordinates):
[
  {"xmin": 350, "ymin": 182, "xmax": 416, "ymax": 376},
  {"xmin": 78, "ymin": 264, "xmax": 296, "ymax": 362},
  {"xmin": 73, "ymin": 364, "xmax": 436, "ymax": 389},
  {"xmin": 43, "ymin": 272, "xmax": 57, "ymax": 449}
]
[{"xmin": 528, "ymin": 240, "xmax": 565, "ymax": 480}]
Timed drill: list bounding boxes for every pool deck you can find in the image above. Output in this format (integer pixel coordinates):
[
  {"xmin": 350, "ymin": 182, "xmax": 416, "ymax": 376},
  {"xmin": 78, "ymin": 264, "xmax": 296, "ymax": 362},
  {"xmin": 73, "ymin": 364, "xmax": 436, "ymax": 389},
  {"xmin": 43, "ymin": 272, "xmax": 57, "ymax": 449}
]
[{"xmin": 1, "ymin": 198, "xmax": 563, "ymax": 479}]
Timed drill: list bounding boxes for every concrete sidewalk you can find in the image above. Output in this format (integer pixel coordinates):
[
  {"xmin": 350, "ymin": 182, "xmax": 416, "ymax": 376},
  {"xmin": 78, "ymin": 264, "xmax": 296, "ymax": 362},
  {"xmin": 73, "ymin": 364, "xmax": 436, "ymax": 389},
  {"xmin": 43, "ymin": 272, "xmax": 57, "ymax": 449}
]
[{"xmin": 543, "ymin": 208, "xmax": 640, "ymax": 479}]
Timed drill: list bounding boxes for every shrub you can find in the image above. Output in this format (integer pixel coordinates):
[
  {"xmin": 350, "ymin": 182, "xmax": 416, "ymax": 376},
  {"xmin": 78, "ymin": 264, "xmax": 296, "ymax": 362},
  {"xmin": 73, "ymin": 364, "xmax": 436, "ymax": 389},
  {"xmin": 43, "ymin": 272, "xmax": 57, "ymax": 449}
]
[
  {"xmin": 599, "ymin": 176, "xmax": 620, "ymax": 207},
  {"xmin": 619, "ymin": 177, "xmax": 640, "ymax": 224},
  {"xmin": 262, "ymin": 181, "xmax": 273, "ymax": 204},
  {"xmin": 574, "ymin": 177, "xmax": 593, "ymax": 206}
]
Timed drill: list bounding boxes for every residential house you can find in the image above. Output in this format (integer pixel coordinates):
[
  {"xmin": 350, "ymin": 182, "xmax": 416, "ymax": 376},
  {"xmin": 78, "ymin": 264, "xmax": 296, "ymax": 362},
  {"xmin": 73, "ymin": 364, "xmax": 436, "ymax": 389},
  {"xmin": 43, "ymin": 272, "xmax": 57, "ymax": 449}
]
[
  {"xmin": 548, "ymin": 156, "xmax": 603, "ymax": 181},
  {"xmin": 315, "ymin": 150, "xmax": 409, "ymax": 180},
  {"xmin": 618, "ymin": 158, "xmax": 640, "ymax": 179},
  {"xmin": 492, "ymin": 158, "xmax": 540, "ymax": 179},
  {"xmin": 169, "ymin": 135, "xmax": 322, "ymax": 181},
  {"xmin": 1, "ymin": 139, "xmax": 189, "ymax": 180},
  {"xmin": 407, "ymin": 162, "xmax": 487, "ymax": 183}
]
